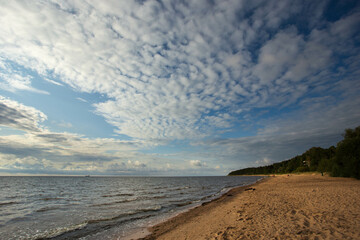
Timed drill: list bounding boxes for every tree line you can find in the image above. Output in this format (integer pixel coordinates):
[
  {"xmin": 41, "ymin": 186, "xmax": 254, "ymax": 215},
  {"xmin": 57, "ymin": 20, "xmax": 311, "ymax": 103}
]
[{"xmin": 228, "ymin": 126, "xmax": 360, "ymax": 179}]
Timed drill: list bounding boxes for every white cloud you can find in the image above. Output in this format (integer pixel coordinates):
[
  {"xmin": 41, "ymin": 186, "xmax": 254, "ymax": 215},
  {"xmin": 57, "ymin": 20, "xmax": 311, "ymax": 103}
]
[
  {"xmin": 0, "ymin": 153, "xmax": 53, "ymax": 172},
  {"xmin": 3, "ymin": 0, "xmax": 337, "ymax": 140},
  {"xmin": 55, "ymin": 120, "xmax": 73, "ymax": 128},
  {"xmin": 190, "ymin": 160, "xmax": 207, "ymax": 167},
  {"xmin": 0, "ymin": 1, "xmax": 359, "ymax": 175},
  {"xmin": 76, "ymin": 97, "xmax": 87, "ymax": 103},
  {"xmin": 44, "ymin": 78, "xmax": 64, "ymax": 86},
  {"xmin": 254, "ymin": 29, "xmax": 304, "ymax": 84},
  {"xmin": 256, "ymin": 158, "xmax": 272, "ymax": 166},
  {"xmin": 0, "ymin": 61, "xmax": 49, "ymax": 94},
  {"xmin": 0, "ymin": 130, "xmax": 156, "ymax": 175}
]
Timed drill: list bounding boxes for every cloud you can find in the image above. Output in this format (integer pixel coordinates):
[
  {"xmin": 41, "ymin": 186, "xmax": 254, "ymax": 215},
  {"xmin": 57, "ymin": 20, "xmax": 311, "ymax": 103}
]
[
  {"xmin": 0, "ymin": 153, "xmax": 55, "ymax": 174},
  {"xmin": 0, "ymin": 97, "xmax": 154, "ymax": 175},
  {"xmin": 197, "ymin": 93, "xmax": 360, "ymax": 170},
  {"xmin": 44, "ymin": 78, "xmax": 64, "ymax": 86},
  {"xmin": 56, "ymin": 121, "xmax": 73, "ymax": 128},
  {"xmin": 128, "ymin": 160, "xmax": 147, "ymax": 168},
  {"xmin": 0, "ymin": 96, "xmax": 47, "ymax": 132},
  {"xmin": 190, "ymin": 160, "xmax": 207, "ymax": 167},
  {"xmin": 256, "ymin": 158, "xmax": 272, "ymax": 166},
  {"xmin": 0, "ymin": 130, "xmax": 155, "ymax": 175},
  {"xmin": 0, "ymin": 61, "xmax": 49, "ymax": 94},
  {"xmin": 3, "ymin": 0, "xmax": 357, "ymax": 141},
  {"xmin": 76, "ymin": 97, "xmax": 87, "ymax": 103},
  {"xmin": 0, "ymin": 1, "xmax": 359, "ymax": 175}
]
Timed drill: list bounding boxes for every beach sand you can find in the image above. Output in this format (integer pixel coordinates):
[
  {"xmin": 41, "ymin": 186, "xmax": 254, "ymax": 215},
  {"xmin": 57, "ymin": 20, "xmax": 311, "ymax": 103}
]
[{"xmin": 139, "ymin": 174, "xmax": 360, "ymax": 240}]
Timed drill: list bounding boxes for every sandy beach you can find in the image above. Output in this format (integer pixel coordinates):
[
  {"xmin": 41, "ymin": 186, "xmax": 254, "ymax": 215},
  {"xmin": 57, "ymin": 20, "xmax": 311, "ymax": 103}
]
[{"xmin": 140, "ymin": 174, "xmax": 360, "ymax": 240}]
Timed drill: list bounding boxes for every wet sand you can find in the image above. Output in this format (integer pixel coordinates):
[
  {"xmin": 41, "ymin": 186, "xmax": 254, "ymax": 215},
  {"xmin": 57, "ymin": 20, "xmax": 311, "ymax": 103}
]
[{"xmin": 140, "ymin": 174, "xmax": 360, "ymax": 240}]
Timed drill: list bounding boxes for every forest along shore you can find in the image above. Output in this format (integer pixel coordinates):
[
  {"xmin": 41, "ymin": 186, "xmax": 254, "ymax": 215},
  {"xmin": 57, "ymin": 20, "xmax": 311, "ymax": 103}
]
[{"xmin": 140, "ymin": 174, "xmax": 360, "ymax": 240}]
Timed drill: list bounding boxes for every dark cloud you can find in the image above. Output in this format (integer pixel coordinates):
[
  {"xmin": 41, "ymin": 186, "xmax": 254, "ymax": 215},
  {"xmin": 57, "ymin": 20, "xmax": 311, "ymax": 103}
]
[
  {"xmin": 0, "ymin": 103, "xmax": 27, "ymax": 125},
  {"xmin": 0, "ymin": 98, "xmax": 46, "ymax": 132}
]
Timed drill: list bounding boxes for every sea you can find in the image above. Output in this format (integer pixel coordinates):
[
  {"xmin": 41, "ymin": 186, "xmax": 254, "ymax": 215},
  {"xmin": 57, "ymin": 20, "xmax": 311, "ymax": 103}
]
[{"xmin": 0, "ymin": 175, "xmax": 262, "ymax": 239}]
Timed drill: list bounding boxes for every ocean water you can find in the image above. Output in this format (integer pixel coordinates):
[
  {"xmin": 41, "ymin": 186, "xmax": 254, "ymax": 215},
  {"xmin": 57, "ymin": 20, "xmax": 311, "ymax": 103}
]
[{"xmin": 0, "ymin": 176, "xmax": 261, "ymax": 239}]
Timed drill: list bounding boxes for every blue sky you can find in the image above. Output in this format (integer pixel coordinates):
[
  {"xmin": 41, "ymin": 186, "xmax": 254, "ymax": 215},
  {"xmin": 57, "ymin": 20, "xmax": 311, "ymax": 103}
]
[{"xmin": 0, "ymin": 0, "xmax": 359, "ymax": 176}]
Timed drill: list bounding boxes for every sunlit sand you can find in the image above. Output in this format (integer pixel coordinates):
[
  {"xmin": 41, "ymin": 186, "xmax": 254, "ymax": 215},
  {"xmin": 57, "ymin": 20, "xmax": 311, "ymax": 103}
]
[{"xmin": 141, "ymin": 174, "xmax": 360, "ymax": 240}]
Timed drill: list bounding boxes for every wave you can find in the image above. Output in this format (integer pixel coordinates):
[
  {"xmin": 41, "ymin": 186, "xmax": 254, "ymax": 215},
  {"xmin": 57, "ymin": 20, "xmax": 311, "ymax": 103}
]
[
  {"xmin": 174, "ymin": 186, "xmax": 190, "ymax": 191},
  {"xmin": 152, "ymin": 195, "xmax": 167, "ymax": 199},
  {"xmin": 0, "ymin": 201, "xmax": 19, "ymax": 206},
  {"xmin": 201, "ymin": 193, "xmax": 216, "ymax": 201},
  {"xmin": 91, "ymin": 198, "xmax": 138, "ymax": 207},
  {"xmin": 86, "ymin": 206, "xmax": 162, "ymax": 224},
  {"xmin": 142, "ymin": 186, "xmax": 190, "ymax": 195},
  {"xmin": 34, "ymin": 206, "xmax": 163, "ymax": 239},
  {"xmin": 40, "ymin": 197, "xmax": 63, "ymax": 201},
  {"xmin": 2, "ymin": 175, "xmax": 261, "ymax": 240},
  {"xmin": 94, "ymin": 194, "xmax": 169, "ymax": 207},
  {"xmin": 101, "ymin": 193, "xmax": 134, "ymax": 198},
  {"xmin": 176, "ymin": 201, "xmax": 193, "ymax": 207},
  {"xmin": 5, "ymin": 195, "xmax": 19, "ymax": 199},
  {"xmin": 36, "ymin": 206, "xmax": 61, "ymax": 213},
  {"xmin": 33, "ymin": 222, "xmax": 88, "ymax": 240}
]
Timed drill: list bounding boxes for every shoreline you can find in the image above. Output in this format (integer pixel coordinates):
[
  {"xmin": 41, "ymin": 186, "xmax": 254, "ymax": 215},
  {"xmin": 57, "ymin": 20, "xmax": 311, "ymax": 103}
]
[
  {"xmin": 124, "ymin": 177, "xmax": 266, "ymax": 240},
  {"xmin": 136, "ymin": 174, "xmax": 360, "ymax": 240}
]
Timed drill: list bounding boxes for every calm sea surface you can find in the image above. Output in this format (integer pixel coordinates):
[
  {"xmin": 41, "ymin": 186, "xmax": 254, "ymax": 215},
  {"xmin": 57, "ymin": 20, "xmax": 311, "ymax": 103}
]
[{"xmin": 0, "ymin": 176, "xmax": 262, "ymax": 239}]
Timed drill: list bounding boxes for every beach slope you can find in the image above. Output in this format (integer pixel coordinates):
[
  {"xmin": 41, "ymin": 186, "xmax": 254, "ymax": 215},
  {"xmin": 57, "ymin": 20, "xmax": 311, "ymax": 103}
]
[{"xmin": 142, "ymin": 174, "xmax": 360, "ymax": 240}]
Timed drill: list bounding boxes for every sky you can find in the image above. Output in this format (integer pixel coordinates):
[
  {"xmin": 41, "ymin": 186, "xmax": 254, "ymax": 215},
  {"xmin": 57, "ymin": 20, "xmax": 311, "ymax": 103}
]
[{"xmin": 0, "ymin": 0, "xmax": 359, "ymax": 176}]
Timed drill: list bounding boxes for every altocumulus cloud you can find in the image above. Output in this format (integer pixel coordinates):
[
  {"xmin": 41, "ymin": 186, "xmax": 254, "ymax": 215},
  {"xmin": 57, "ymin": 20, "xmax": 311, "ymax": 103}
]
[
  {"xmin": 0, "ymin": 0, "xmax": 359, "ymax": 175},
  {"xmin": 0, "ymin": 0, "xmax": 346, "ymax": 140}
]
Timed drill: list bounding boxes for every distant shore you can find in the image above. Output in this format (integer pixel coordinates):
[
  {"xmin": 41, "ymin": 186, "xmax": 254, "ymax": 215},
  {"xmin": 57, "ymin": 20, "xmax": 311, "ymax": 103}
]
[{"xmin": 135, "ymin": 174, "xmax": 360, "ymax": 240}]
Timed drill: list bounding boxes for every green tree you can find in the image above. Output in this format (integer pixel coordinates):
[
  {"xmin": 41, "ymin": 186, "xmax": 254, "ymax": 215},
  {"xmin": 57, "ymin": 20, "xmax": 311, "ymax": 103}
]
[
  {"xmin": 332, "ymin": 126, "xmax": 360, "ymax": 179},
  {"xmin": 229, "ymin": 126, "xmax": 359, "ymax": 178},
  {"xmin": 317, "ymin": 157, "xmax": 333, "ymax": 175}
]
